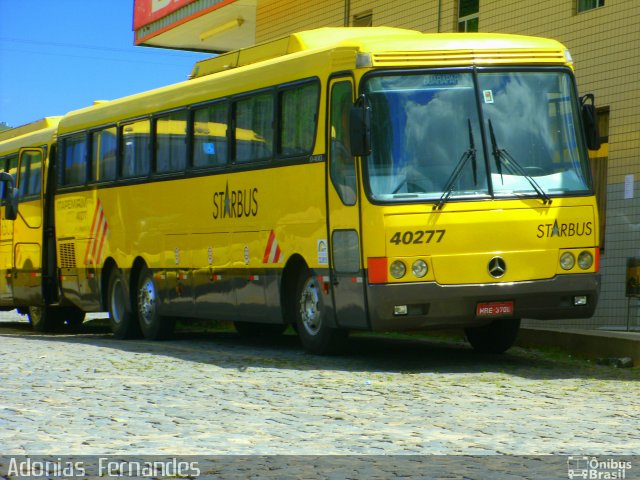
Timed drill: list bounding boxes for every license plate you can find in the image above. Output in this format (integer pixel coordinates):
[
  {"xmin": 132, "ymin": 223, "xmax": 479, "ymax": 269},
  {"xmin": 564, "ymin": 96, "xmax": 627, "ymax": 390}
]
[{"xmin": 476, "ymin": 301, "xmax": 514, "ymax": 318}]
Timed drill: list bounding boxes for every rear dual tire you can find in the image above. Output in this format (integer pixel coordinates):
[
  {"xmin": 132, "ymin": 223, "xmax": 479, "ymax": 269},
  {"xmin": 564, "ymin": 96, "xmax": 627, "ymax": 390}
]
[
  {"xmin": 108, "ymin": 267, "xmax": 175, "ymax": 340},
  {"xmin": 137, "ymin": 268, "xmax": 175, "ymax": 340}
]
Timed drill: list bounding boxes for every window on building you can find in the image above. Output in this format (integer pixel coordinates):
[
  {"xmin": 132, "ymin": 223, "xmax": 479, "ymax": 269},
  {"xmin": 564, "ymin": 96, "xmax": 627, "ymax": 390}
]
[
  {"xmin": 352, "ymin": 11, "xmax": 373, "ymax": 27},
  {"xmin": 589, "ymin": 107, "xmax": 609, "ymax": 250},
  {"xmin": 458, "ymin": 0, "xmax": 479, "ymax": 32},
  {"xmin": 577, "ymin": 0, "xmax": 604, "ymax": 13}
]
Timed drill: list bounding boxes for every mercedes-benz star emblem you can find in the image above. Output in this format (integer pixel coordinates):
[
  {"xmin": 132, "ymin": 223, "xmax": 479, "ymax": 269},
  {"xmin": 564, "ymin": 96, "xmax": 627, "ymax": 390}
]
[{"xmin": 488, "ymin": 257, "xmax": 506, "ymax": 278}]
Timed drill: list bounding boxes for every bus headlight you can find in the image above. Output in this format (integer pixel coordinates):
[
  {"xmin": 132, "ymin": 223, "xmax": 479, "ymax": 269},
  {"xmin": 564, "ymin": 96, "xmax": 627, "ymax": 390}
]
[
  {"xmin": 560, "ymin": 252, "xmax": 575, "ymax": 270},
  {"xmin": 578, "ymin": 251, "xmax": 594, "ymax": 270},
  {"xmin": 412, "ymin": 259, "xmax": 428, "ymax": 278},
  {"xmin": 390, "ymin": 260, "xmax": 406, "ymax": 279}
]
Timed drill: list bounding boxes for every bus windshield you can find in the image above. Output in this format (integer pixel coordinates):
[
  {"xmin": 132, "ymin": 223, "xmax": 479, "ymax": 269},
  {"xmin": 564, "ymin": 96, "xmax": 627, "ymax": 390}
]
[{"xmin": 362, "ymin": 70, "xmax": 592, "ymax": 203}]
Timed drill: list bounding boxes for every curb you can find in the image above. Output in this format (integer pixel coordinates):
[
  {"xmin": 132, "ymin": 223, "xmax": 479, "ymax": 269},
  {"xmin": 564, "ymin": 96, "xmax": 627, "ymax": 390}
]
[{"xmin": 517, "ymin": 327, "xmax": 640, "ymax": 365}]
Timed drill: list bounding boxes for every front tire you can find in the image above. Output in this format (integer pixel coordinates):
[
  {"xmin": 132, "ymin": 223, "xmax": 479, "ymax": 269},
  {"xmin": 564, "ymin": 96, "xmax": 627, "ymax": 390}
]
[
  {"xmin": 294, "ymin": 269, "xmax": 348, "ymax": 354},
  {"xmin": 465, "ymin": 318, "xmax": 521, "ymax": 354},
  {"xmin": 137, "ymin": 267, "xmax": 174, "ymax": 340},
  {"xmin": 108, "ymin": 268, "xmax": 140, "ymax": 339}
]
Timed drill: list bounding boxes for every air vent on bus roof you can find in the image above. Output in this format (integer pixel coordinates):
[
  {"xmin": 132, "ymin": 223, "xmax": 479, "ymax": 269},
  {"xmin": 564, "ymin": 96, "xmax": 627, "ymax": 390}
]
[{"xmin": 371, "ymin": 49, "xmax": 565, "ymax": 67}]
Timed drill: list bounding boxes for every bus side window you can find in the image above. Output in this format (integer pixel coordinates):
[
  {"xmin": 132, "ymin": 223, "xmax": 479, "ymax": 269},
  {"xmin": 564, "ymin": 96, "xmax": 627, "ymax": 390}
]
[
  {"xmin": 62, "ymin": 134, "xmax": 88, "ymax": 186},
  {"xmin": 279, "ymin": 82, "xmax": 319, "ymax": 157},
  {"xmin": 122, "ymin": 120, "xmax": 151, "ymax": 178},
  {"xmin": 0, "ymin": 157, "xmax": 7, "ymax": 204},
  {"xmin": 18, "ymin": 150, "xmax": 43, "ymax": 198},
  {"xmin": 193, "ymin": 102, "xmax": 228, "ymax": 169},
  {"xmin": 234, "ymin": 92, "xmax": 274, "ymax": 163},
  {"xmin": 330, "ymin": 81, "xmax": 357, "ymax": 205},
  {"xmin": 156, "ymin": 111, "xmax": 187, "ymax": 173},
  {"xmin": 91, "ymin": 127, "xmax": 117, "ymax": 182}
]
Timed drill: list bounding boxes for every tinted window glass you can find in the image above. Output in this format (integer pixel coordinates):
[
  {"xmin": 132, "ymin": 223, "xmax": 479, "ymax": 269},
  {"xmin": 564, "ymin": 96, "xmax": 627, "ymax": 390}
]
[
  {"xmin": 193, "ymin": 103, "xmax": 228, "ymax": 168},
  {"xmin": 63, "ymin": 134, "xmax": 87, "ymax": 185},
  {"xmin": 156, "ymin": 111, "xmax": 187, "ymax": 173},
  {"xmin": 280, "ymin": 82, "xmax": 318, "ymax": 157},
  {"xmin": 122, "ymin": 120, "xmax": 150, "ymax": 178},
  {"xmin": 91, "ymin": 127, "xmax": 117, "ymax": 182},
  {"xmin": 329, "ymin": 81, "xmax": 357, "ymax": 205},
  {"xmin": 18, "ymin": 150, "xmax": 42, "ymax": 198},
  {"xmin": 235, "ymin": 93, "xmax": 273, "ymax": 163}
]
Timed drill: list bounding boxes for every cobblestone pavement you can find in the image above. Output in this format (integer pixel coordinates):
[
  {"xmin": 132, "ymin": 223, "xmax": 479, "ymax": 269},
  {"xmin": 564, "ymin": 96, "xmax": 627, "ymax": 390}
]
[{"xmin": 0, "ymin": 310, "xmax": 638, "ymax": 463}]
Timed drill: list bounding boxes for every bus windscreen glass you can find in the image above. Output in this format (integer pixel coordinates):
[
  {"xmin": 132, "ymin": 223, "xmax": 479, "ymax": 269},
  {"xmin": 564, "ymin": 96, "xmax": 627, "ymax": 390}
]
[{"xmin": 363, "ymin": 70, "xmax": 591, "ymax": 202}]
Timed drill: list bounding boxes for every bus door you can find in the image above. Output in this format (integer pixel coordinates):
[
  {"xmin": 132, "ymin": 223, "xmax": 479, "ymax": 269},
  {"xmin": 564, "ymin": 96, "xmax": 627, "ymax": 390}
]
[
  {"xmin": 13, "ymin": 148, "xmax": 44, "ymax": 306},
  {"xmin": 0, "ymin": 155, "xmax": 17, "ymax": 305},
  {"xmin": 326, "ymin": 78, "xmax": 368, "ymax": 329}
]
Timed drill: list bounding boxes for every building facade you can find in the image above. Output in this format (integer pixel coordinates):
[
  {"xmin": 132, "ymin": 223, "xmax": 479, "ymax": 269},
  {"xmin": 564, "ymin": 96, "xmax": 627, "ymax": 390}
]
[{"xmin": 134, "ymin": 0, "xmax": 640, "ymax": 330}]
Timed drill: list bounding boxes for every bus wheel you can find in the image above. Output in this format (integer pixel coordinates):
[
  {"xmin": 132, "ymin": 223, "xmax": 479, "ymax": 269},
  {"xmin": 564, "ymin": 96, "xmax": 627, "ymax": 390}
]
[
  {"xmin": 28, "ymin": 306, "xmax": 62, "ymax": 332},
  {"xmin": 234, "ymin": 321, "xmax": 287, "ymax": 337},
  {"xmin": 108, "ymin": 269, "xmax": 140, "ymax": 339},
  {"xmin": 294, "ymin": 269, "xmax": 348, "ymax": 354},
  {"xmin": 465, "ymin": 318, "xmax": 521, "ymax": 354},
  {"xmin": 137, "ymin": 267, "xmax": 174, "ymax": 340}
]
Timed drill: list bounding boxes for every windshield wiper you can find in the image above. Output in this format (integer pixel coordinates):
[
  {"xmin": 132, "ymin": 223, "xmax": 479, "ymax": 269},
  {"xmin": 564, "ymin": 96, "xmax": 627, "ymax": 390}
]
[
  {"xmin": 434, "ymin": 119, "xmax": 478, "ymax": 210},
  {"xmin": 488, "ymin": 119, "xmax": 552, "ymax": 205}
]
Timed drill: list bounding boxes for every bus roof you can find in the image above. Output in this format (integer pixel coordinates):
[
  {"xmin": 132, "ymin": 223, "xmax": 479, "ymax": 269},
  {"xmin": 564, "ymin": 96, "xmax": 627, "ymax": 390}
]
[
  {"xmin": 58, "ymin": 27, "xmax": 570, "ymax": 135},
  {"xmin": 0, "ymin": 117, "xmax": 60, "ymax": 155},
  {"xmin": 190, "ymin": 27, "xmax": 569, "ymax": 78},
  {"xmin": 0, "ymin": 117, "xmax": 61, "ymax": 143}
]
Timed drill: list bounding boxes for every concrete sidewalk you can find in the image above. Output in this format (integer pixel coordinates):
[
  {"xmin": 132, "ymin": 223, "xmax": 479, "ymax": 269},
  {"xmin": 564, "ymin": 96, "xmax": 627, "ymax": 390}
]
[{"xmin": 517, "ymin": 327, "xmax": 640, "ymax": 366}]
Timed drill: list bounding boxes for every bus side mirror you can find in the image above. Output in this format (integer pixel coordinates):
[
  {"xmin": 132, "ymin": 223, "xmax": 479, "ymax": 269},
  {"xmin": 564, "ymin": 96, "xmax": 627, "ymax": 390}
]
[
  {"xmin": 349, "ymin": 103, "xmax": 371, "ymax": 157},
  {"xmin": 581, "ymin": 94, "xmax": 601, "ymax": 151},
  {"xmin": 0, "ymin": 172, "xmax": 18, "ymax": 220}
]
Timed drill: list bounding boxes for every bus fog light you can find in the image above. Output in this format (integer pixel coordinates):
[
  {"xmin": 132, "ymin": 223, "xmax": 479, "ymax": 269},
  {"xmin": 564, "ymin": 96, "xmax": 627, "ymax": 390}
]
[
  {"xmin": 560, "ymin": 252, "xmax": 575, "ymax": 270},
  {"xmin": 394, "ymin": 305, "xmax": 408, "ymax": 316},
  {"xmin": 574, "ymin": 295, "xmax": 588, "ymax": 306},
  {"xmin": 390, "ymin": 260, "xmax": 406, "ymax": 279},
  {"xmin": 578, "ymin": 251, "xmax": 593, "ymax": 270},
  {"xmin": 412, "ymin": 259, "xmax": 428, "ymax": 278}
]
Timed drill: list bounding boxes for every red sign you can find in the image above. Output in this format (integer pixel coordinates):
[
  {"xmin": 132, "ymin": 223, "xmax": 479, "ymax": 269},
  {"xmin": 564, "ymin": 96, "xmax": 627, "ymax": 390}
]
[
  {"xmin": 476, "ymin": 301, "xmax": 514, "ymax": 318},
  {"xmin": 133, "ymin": 0, "xmax": 198, "ymax": 30}
]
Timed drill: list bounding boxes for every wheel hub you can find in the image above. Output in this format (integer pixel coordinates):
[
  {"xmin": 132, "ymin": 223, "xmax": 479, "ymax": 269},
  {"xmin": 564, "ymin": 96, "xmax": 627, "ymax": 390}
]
[
  {"xmin": 138, "ymin": 278, "xmax": 156, "ymax": 326},
  {"xmin": 299, "ymin": 279, "xmax": 321, "ymax": 336}
]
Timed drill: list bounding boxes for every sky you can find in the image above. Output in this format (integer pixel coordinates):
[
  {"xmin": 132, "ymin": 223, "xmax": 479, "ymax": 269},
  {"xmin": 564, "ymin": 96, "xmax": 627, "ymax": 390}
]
[{"xmin": 0, "ymin": 0, "xmax": 209, "ymax": 128}]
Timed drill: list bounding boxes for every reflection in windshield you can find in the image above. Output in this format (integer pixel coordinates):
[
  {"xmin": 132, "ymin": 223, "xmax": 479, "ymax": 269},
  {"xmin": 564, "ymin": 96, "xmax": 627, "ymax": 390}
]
[
  {"xmin": 362, "ymin": 70, "xmax": 591, "ymax": 203},
  {"xmin": 479, "ymin": 72, "xmax": 590, "ymax": 196}
]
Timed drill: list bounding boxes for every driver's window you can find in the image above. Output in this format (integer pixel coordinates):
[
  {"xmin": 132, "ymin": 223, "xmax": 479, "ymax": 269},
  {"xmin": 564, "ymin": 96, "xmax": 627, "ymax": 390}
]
[{"xmin": 330, "ymin": 81, "xmax": 357, "ymax": 206}]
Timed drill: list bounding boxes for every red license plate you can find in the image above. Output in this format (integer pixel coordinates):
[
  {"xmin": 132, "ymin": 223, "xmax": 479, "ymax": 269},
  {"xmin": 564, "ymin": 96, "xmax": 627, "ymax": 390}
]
[{"xmin": 476, "ymin": 301, "xmax": 514, "ymax": 318}]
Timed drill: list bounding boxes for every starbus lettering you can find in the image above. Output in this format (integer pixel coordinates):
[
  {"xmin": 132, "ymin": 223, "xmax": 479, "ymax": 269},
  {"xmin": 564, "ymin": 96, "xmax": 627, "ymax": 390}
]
[
  {"xmin": 537, "ymin": 220, "xmax": 593, "ymax": 238},
  {"xmin": 212, "ymin": 182, "xmax": 258, "ymax": 219}
]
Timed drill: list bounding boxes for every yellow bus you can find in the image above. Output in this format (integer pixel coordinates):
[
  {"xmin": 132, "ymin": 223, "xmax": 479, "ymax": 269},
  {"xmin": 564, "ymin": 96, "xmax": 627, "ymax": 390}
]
[
  {"xmin": 0, "ymin": 118, "xmax": 85, "ymax": 330},
  {"xmin": 2, "ymin": 28, "xmax": 601, "ymax": 354}
]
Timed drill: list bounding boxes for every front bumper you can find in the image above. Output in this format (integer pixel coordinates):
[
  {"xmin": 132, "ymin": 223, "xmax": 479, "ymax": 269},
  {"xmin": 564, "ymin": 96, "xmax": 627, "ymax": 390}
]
[{"xmin": 366, "ymin": 273, "xmax": 599, "ymax": 331}]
